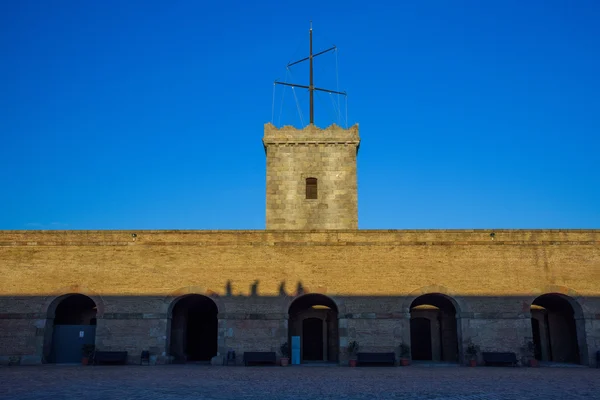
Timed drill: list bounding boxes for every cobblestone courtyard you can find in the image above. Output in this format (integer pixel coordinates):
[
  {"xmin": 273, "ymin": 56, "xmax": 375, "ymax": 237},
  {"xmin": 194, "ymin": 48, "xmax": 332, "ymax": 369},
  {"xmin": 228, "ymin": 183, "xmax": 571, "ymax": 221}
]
[{"xmin": 1, "ymin": 365, "xmax": 599, "ymax": 400}]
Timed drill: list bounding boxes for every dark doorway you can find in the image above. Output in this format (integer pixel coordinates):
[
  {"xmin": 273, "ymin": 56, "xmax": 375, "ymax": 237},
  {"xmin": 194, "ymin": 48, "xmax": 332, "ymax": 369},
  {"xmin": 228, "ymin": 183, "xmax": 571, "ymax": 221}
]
[
  {"xmin": 410, "ymin": 294, "xmax": 459, "ymax": 362},
  {"xmin": 49, "ymin": 294, "xmax": 97, "ymax": 363},
  {"xmin": 170, "ymin": 295, "xmax": 218, "ymax": 362},
  {"xmin": 531, "ymin": 318, "xmax": 542, "ymax": 360},
  {"xmin": 302, "ymin": 318, "xmax": 324, "ymax": 361},
  {"xmin": 531, "ymin": 294, "xmax": 583, "ymax": 364},
  {"xmin": 288, "ymin": 294, "xmax": 339, "ymax": 363},
  {"xmin": 411, "ymin": 317, "xmax": 432, "ymax": 360}
]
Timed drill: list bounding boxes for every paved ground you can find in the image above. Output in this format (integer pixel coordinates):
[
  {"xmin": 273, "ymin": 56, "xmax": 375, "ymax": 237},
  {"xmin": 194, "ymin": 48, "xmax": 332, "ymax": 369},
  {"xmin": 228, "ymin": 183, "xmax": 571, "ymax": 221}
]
[{"xmin": 1, "ymin": 365, "xmax": 599, "ymax": 400}]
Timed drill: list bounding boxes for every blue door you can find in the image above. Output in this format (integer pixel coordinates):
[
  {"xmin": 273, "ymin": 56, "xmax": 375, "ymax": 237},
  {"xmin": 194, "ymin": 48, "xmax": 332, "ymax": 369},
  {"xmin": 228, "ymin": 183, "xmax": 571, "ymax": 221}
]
[
  {"xmin": 291, "ymin": 336, "xmax": 300, "ymax": 365},
  {"xmin": 51, "ymin": 325, "xmax": 96, "ymax": 363}
]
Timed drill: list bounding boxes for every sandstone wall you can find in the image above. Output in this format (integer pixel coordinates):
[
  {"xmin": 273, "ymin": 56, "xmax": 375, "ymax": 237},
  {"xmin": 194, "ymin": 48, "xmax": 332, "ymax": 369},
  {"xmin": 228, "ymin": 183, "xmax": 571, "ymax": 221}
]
[{"xmin": 0, "ymin": 229, "xmax": 598, "ymax": 365}]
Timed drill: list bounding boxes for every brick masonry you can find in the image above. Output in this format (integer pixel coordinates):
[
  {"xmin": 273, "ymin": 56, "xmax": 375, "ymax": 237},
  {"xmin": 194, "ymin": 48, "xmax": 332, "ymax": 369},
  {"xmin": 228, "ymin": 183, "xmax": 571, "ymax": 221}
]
[{"xmin": 0, "ymin": 229, "xmax": 599, "ymax": 366}]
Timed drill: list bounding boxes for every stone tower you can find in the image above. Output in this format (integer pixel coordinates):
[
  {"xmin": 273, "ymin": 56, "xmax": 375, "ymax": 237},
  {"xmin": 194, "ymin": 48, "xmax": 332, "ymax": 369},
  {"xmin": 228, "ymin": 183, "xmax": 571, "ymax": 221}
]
[{"xmin": 263, "ymin": 123, "xmax": 360, "ymax": 230}]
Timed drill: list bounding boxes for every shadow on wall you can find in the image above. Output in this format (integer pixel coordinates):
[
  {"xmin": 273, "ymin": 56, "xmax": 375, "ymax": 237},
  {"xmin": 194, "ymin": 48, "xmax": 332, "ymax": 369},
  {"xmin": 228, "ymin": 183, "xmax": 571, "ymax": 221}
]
[
  {"xmin": 226, "ymin": 280, "xmax": 305, "ymax": 298},
  {"xmin": 0, "ymin": 286, "xmax": 597, "ymax": 367}
]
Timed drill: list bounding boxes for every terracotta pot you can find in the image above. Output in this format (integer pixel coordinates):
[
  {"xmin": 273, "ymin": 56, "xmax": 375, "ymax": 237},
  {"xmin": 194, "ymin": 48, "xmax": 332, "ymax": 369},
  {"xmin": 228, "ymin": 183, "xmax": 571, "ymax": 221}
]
[
  {"xmin": 281, "ymin": 357, "xmax": 289, "ymax": 366},
  {"xmin": 349, "ymin": 359, "xmax": 357, "ymax": 367},
  {"xmin": 81, "ymin": 357, "xmax": 89, "ymax": 365},
  {"xmin": 469, "ymin": 359, "xmax": 477, "ymax": 367},
  {"xmin": 529, "ymin": 359, "xmax": 539, "ymax": 368},
  {"xmin": 400, "ymin": 358, "xmax": 410, "ymax": 366}
]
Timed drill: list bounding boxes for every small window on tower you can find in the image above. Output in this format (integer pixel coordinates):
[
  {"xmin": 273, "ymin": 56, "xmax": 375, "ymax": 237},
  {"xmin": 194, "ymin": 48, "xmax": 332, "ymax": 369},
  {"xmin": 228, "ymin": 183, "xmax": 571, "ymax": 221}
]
[{"xmin": 306, "ymin": 178, "xmax": 318, "ymax": 199}]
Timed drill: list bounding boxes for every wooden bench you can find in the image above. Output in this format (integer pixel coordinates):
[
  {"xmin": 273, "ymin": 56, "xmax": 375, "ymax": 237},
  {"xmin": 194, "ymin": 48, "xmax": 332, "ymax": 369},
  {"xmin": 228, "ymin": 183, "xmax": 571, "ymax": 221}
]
[
  {"xmin": 93, "ymin": 351, "xmax": 128, "ymax": 365},
  {"xmin": 356, "ymin": 352, "xmax": 396, "ymax": 366},
  {"xmin": 243, "ymin": 351, "xmax": 277, "ymax": 366},
  {"xmin": 482, "ymin": 352, "xmax": 517, "ymax": 366}
]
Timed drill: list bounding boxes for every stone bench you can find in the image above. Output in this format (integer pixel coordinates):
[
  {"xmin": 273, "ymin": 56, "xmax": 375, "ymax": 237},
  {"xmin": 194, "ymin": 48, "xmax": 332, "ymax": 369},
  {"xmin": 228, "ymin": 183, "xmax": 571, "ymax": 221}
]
[
  {"xmin": 93, "ymin": 351, "xmax": 128, "ymax": 365},
  {"xmin": 243, "ymin": 351, "xmax": 277, "ymax": 366},
  {"xmin": 357, "ymin": 352, "xmax": 396, "ymax": 366},
  {"xmin": 482, "ymin": 352, "xmax": 517, "ymax": 366}
]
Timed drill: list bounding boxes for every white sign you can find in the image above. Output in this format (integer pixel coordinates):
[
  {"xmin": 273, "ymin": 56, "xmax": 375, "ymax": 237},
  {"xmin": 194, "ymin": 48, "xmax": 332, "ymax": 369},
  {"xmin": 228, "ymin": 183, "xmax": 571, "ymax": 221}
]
[{"xmin": 79, "ymin": 331, "xmax": 84, "ymax": 338}]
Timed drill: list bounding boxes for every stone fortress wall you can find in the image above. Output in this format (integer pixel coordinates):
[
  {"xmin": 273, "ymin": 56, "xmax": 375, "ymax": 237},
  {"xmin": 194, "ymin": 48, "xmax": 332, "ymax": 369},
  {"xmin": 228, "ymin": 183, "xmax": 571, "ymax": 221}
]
[{"xmin": 1, "ymin": 229, "xmax": 598, "ymax": 366}]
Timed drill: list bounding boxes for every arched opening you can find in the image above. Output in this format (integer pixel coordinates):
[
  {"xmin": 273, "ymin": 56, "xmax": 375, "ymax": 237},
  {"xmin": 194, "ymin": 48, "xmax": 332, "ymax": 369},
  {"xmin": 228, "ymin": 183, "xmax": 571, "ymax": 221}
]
[
  {"xmin": 289, "ymin": 294, "xmax": 338, "ymax": 363},
  {"xmin": 169, "ymin": 295, "xmax": 218, "ymax": 363},
  {"xmin": 531, "ymin": 294, "xmax": 585, "ymax": 364},
  {"xmin": 47, "ymin": 294, "xmax": 97, "ymax": 363},
  {"xmin": 410, "ymin": 294, "xmax": 459, "ymax": 362}
]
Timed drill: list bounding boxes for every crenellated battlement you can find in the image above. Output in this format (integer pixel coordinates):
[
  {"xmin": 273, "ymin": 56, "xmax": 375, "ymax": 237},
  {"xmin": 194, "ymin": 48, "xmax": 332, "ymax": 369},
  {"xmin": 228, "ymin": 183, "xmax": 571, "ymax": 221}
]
[{"xmin": 263, "ymin": 123, "xmax": 360, "ymax": 147}]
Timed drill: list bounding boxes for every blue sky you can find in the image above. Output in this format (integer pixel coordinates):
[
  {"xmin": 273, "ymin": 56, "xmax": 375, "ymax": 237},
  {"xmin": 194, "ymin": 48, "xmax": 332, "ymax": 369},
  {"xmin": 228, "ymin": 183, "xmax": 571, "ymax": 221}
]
[{"xmin": 1, "ymin": 0, "xmax": 598, "ymax": 229}]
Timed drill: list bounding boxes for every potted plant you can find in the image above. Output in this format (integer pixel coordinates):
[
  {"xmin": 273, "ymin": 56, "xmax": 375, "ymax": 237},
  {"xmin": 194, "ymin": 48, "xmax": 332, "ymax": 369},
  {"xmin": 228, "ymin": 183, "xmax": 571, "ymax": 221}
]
[
  {"xmin": 465, "ymin": 341, "xmax": 479, "ymax": 367},
  {"xmin": 280, "ymin": 342, "xmax": 290, "ymax": 366},
  {"xmin": 523, "ymin": 340, "xmax": 538, "ymax": 367},
  {"xmin": 348, "ymin": 340, "xmax": 359, "ymax": 367},
  {"xmin": 81, "ymin": 344, "xmax": 95, "ymax": 365},
  {"xmin": 398, "ymin": 343, "xmax": 411, "ymax": 366}
]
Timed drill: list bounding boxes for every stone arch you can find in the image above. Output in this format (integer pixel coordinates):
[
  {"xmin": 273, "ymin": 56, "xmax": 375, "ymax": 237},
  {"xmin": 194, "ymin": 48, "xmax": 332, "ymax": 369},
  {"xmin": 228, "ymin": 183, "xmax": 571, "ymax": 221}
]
[
  {"xmin": 42, "ymin": 287, "xmax": 105, "ymax": 318},
  {"xmin": 530, "ymin": 292, "xmax": 588, "ymax": 365},
  {"xmin": 165, "ymin": 291, "xmax": 219, "ymax": 363},
  {"xmin": 288, "ymin": 293, "xmax": 340, "ymax": 314},
  {"xmin": 402, "ymin": 285, "xmax": 466, "ymax": 315},
  {"xmin": 530, "ymin": 285, "xmax": 588, "ymax": 317},
  {"xmin": 282, "ymin": 292, "xmax": 347, "ymax": 315},
  {"xmin": 42, "ymin": 293, "xmax": 99, "ymax": 363},
  {"xmin": 287, "ymin": 293, "xmax": 340, "ymax": 363},
  {"xmin": 408, "ymin": 292, "xmax": 462, "ymax": 363},
  {"xmin": 162, "ymin": 286, "xmax": 225, "ymax": 316}
]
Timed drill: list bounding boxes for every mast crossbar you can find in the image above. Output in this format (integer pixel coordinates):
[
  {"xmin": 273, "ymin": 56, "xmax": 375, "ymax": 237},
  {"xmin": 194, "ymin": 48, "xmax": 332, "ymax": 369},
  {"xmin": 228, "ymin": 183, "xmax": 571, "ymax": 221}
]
[
  {"xmin": 287, "ymin": 46, "xmax": 336, "ymax": 68},
  {"xmin": 274, "ymin": 81, "xmax": 346, "ymax": 96},
  {"xmin": 274, "ymin": 23, "xmax": 345, "ymax": 126}
]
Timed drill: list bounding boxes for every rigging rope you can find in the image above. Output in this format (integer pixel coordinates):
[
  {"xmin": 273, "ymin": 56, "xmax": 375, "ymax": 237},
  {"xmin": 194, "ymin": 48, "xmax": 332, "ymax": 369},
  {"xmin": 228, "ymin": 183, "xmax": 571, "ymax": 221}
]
[
  {"xmin": 345, "ymin": 95, "xmax": 349, "ymax": 129},
  {"xmin": 327, "ymin": 93, "xmax": 341, "ymax": 126},
  {"xmin": 277, "ymin": 69, "xmax": 290, "ymax": 127},
  {"xmin": 287, "ymin": 68, "xmax": 307, "ymax": 127},
  {"xmin": 317, "ymin": 91, "xmax": 337, "ymax": 124},
  {"xmin": 271, "ymin": 83, "xmax": 276, "ymax": 124},
  {"xmin": 312, "ymin": 50, "xmax": 344, "ymax": 126},
  {"xmin": 291, "ymin": 86, "xmax": 305, "ymax": 127},
  {"xmin": 329, "ymin": 93, "xmax": 341, "ymax": 124},
  {"xmin": 335, "ymin": 48, "xmax": 341, "ymax": 125}
]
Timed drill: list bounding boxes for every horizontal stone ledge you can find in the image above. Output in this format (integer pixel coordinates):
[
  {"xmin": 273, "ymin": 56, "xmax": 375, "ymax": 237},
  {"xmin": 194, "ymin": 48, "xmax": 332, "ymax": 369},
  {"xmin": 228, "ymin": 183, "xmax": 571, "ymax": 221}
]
[
  {"xmin": 2, "ymin": 229, "xmax": 598, "ymax": 234},
  {"xmin": 218, "ymin": 313, "xmax": 288, "ymax": 320},
  {"xmin": 341, "ymin": 313, "xmax": 408, "ymax": 319},
  {"xmin": 0, "ymin": 313, "xmax": 46, "ymax": 319},
  {"xmin": 460, "ymin": 312, "xmax": 531, "ymax": 319},
  {"xmin": 2, "ymin": 240, "xmax": 597, "ymax": 247},
  {"xmin": 2, "ymin": 312, "xmax": 598, "ymax": 321},
  {"xmin": 103, "ymin": 313, "xmax": 167, "ymax": 320}
]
